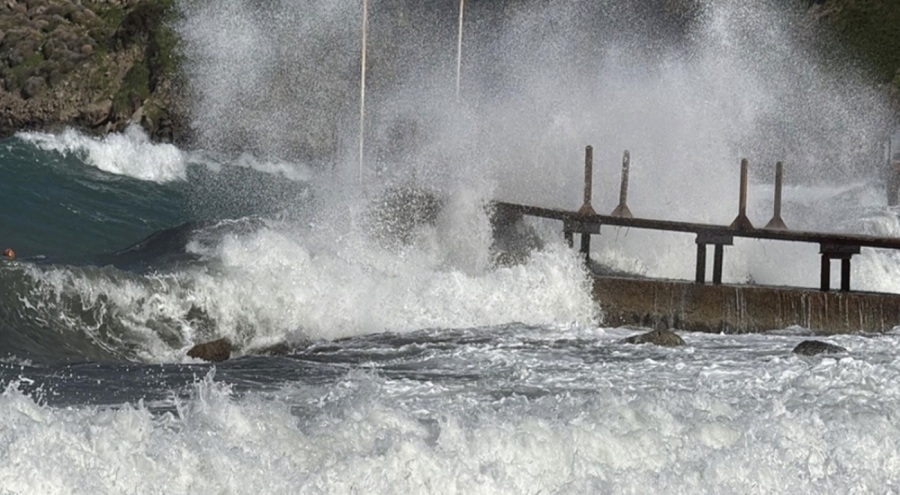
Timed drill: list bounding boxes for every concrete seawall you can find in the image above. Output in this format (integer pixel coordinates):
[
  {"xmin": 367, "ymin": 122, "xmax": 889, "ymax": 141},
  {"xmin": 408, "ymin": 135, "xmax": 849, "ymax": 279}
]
[{"xmin": 593, "ymin": 276, "xmax": 900, "ymax": 334}]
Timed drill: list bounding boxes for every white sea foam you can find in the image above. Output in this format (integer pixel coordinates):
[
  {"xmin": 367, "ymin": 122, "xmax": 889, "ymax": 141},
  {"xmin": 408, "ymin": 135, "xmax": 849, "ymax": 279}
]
[
  {"xmin": 17, "ymin": 191, "xmax": 597, "ymax": 362},
  {"xmin": 16, "ymin": 126, "xmax": 187, "ymax": 183},
  {"xmin": 4, "ymin": 331, "xmax": 900, "ymax": 494}
]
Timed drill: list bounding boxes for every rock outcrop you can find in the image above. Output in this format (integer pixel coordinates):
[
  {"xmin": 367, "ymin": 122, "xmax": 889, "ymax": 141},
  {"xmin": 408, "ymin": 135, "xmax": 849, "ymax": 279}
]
[
  {"xmin": 621, "ymin": 328, "xmax": 686, "ymax": 347},
  {"xmin": 187, "ymin": 338, "xmax": 232, "ymax": 363},
  {"xmin": 0, "ymin": 0, "xmax": 189, "ymax": 143},
  {"xmin": 792, "ymin": 339, "xmax": 847, "ymax": 356}
]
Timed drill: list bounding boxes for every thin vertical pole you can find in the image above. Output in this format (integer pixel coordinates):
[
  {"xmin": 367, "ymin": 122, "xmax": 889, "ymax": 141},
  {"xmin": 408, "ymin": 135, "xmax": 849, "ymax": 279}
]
[
  {"xmin": 456, "ymin": 0, "xmax": 465, "ymax": 101},
  {"xmin": 611, "ymin": 150, "xmax": 633, "ymax": 218},
  {"xmin": 765, "ymin": 161, "xmax": 787, "ymax": 229},
  {"xmin": 577, "ymin": 145, "xmax": 596, "ymax": 216},
  {"xmin": 738, "ymin": 159, "xmax": 748, "ymax": 219},
  {"xmin": 774, "ymin": 161, "xmax": 782, "ymax": 218},
  {"xmin": 358, "ymin": 0, "xmax": 369, "ymax": 185},
  {"xmin": 820, "ymin": 254, "xmax": 830, "ymax": 291}
]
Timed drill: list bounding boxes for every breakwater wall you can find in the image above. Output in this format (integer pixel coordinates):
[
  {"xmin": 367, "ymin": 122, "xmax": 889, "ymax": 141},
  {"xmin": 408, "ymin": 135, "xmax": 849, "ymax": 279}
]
[{"xmin": 593, "ymin": 275, "xmax": 900, "ymax": 334}]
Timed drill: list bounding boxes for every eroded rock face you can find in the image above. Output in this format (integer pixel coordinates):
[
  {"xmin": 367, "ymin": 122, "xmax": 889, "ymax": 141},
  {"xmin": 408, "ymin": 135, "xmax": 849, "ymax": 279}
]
[
  {"xmin": 0, "ymin": 0, "xmax": 188, "ymax": 142},
  {"xmin": 187, "ymin": 338, "xmax": 232, "ymax": 363},
  {"xmin": 792, "ymin": 339, "xmax": 847, "ymax": 356},
  {"xmin": 621, "ymin": 328, "xmax": 686, "ymax": 347}
]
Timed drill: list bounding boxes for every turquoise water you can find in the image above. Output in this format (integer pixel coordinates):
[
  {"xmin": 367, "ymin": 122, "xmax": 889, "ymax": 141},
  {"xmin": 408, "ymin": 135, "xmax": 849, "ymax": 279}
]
[{"xmin": 0, "ymin": 136, "xmax": 185, "ymax": 260}]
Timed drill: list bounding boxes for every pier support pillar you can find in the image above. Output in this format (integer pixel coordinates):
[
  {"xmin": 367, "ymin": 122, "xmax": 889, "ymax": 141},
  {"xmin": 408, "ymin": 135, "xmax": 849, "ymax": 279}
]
[
  {"xmin": 713, "ymin": 244, "xmax": 725, "ymax": 284},
  {"xmin": 819, "ymin": 244, "xmax": 860, "ymax": 292},
  {"xmin": 695, "ymin": 243, "xmax": 707, "ymax": 283},
  {"xmin": 565, "ymin": 219, "xmax": 601, "ymax": 262},
  {"xmin": 695, "ymin": 232, "xmax": 733, "ymax": 285}
]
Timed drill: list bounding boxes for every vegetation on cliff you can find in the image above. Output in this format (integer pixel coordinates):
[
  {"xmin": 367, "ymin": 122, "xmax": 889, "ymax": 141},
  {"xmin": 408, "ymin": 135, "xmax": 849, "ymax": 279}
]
[{"xmin": 0, "ymin": 0, "xmax": 187, "ymax": 142}]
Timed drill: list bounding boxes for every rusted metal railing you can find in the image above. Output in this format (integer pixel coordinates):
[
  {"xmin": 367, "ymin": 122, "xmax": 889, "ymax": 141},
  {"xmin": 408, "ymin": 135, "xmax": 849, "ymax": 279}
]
[{"xmin": 494, "ymin": 146, "xmax": 900, "ymax": 293}]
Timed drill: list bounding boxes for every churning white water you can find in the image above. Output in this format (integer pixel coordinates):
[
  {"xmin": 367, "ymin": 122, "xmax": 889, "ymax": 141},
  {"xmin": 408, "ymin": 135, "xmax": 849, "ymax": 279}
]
[
  {"xmin": 3, "ymin": 1, "xmax": 900, "ymax": 493},
  {"xmin": 4, "ymin": 327, "xmax": 900, "ymax": 494}
]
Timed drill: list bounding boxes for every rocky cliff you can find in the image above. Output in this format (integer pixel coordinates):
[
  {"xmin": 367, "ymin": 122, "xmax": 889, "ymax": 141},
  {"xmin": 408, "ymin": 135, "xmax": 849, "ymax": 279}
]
[{"xmin": 0, "ymin": 0, "xmax": 189, "ymax": 142}]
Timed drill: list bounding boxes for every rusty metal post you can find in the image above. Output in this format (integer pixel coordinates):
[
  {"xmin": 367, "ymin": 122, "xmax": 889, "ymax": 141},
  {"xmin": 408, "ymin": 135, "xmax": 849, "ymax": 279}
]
[
  {"xmin": 578, "ymin": 145, "xmax": 597, "ymax": 217},
  {"xmin": 730, "ymin": 158, "xmax": 754, "ymax": 230},
  {"xmin": 611, "ymin": 150, "xmax": 633, "ymax": 218},
  {"xmin": 576, "ymin": 145, "xmax": 595, "ymax": 259},
  {"xmin": 764, "ymin": 161, "xmax": 788, "ymax": 230}
]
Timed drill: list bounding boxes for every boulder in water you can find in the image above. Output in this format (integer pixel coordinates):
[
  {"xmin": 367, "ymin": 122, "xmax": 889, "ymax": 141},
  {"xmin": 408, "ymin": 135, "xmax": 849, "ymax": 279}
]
[
  {"xmin": 621, "ymin": 328, "xmax": 685, "ymax": 347},
  {"xmin": 792, "ymin": 339, "xmax": 846, "ymax": 356},
  {"xmin": 187, "ymin": 338, "xmax": 232, "ymax": 363}
]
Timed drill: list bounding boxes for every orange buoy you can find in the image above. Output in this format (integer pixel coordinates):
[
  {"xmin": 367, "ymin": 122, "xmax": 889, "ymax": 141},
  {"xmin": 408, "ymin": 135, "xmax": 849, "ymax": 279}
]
[{"xmin": 2, "ymin": 248, "xmax": 14, "ymax": 260}]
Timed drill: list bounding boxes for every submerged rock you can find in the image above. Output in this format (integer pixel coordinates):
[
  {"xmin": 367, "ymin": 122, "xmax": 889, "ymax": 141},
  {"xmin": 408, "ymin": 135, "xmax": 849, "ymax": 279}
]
[
  {"xmin": 792, "ymin": 340, "xmax": 847, "ymax": 356},
  {"xmin": 187, "ymin": 338, "xmax": 232, "ymax": 363},
  {"xmin": 621, "ymin": 328, "xmax": 685, "ymax": 347}
]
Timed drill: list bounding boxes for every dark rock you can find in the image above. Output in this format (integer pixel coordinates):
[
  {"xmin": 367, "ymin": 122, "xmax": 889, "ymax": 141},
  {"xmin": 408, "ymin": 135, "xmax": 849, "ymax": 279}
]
[
  {"xmin": 80, "ymin": 99, "xmax": 112, "ymax": 126},
  {"xmin": 21, "ymin": 75, "xmax": 44, "ymax": 99},
  {"xmin": 489, "ymin": 203, "xmax": 544, "ymax": 266},
  {"xmin": 792, "ymin": 340, "xmax": 847, "ymax": 356},
  {"xmin": 621, "ymin": 328, "xmax": 686, "ymax": 347},
  {"xmin": 187, "ymin": 338, "xmax": 232, "ymax": 363}
]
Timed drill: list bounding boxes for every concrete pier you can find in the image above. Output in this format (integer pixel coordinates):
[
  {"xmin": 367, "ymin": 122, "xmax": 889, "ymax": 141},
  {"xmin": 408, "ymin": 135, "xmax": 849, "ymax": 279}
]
[
  {"xmin": 492, "ymin": 145, "xmax": 900, "ymax": 334},
  {"xmin": 593, "ymin": 275, "xmax": 900, "ymax": 334}
]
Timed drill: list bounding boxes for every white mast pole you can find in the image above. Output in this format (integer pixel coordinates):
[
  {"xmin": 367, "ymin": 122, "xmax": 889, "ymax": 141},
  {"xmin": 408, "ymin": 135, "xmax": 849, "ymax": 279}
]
[
  {"xmin": 456, "ymin": 0, "xmax": 465, "ymax": 101},
  {"xmin": 359, "ymin": 0, "xmax": 369, "ymax": 184}
]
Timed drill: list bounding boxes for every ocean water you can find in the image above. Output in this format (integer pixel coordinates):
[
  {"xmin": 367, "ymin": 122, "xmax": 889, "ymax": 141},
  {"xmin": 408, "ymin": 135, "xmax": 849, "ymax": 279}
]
[
  {"xmin": 4, "ymin": 1, "xmax": 900, "ymax": 493},
  {"xmin": 3, "ymin": 123, "xmax": 900, "ymax": 495}
]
